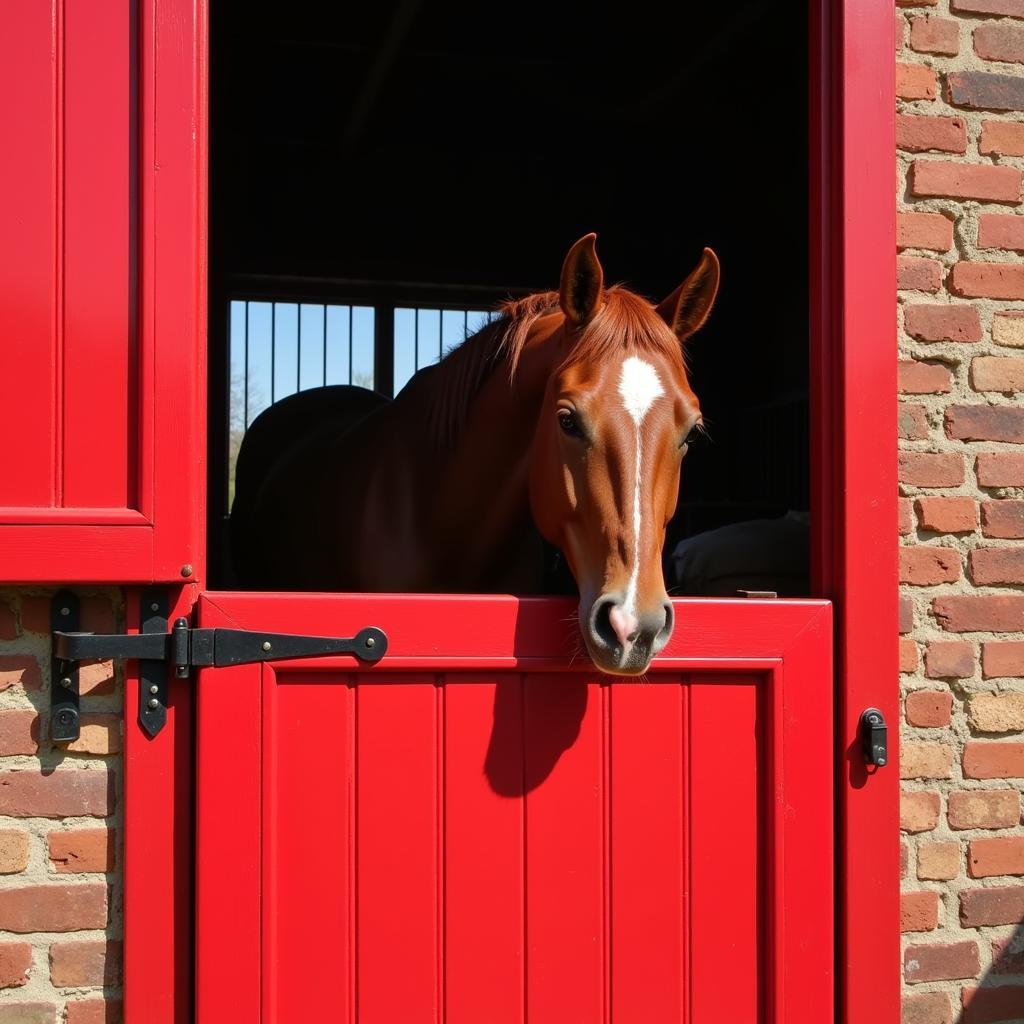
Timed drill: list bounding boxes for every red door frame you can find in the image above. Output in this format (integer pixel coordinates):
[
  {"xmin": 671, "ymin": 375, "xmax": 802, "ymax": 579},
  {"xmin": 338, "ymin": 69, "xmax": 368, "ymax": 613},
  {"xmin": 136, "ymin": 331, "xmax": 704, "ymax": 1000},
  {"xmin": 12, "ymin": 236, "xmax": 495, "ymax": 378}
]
[{"xmin": 123, "ymin": 1, "xmax": 897, "ymax": 1021}]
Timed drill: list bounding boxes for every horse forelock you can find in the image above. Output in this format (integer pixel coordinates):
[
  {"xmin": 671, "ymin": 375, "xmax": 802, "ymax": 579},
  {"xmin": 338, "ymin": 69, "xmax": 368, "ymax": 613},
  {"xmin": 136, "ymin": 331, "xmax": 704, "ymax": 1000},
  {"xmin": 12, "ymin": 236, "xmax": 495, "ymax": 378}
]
[{"xmin": 425, "ymin": 285, "xmax": 683, "ymax": 450}]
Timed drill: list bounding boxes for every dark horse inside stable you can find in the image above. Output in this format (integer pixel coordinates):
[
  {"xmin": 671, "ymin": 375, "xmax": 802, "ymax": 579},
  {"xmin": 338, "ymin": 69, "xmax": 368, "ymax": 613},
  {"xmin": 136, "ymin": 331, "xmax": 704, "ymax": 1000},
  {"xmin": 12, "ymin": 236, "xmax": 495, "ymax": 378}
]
[{"xmin": 231, "ymin": 235, "xmax": 719, "ymax": 675}]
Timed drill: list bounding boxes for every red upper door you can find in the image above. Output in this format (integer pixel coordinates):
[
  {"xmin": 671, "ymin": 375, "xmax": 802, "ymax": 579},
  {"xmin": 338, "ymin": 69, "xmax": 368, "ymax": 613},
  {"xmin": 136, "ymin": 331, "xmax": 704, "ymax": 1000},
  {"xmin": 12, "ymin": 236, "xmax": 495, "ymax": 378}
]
[
  {"xmin": 0, "ymin": 0, "xmax": 205, "ymax": 583},
  {"xmin": 195, "ymin": 593, "xmax": 833, "ymax": 1024}
]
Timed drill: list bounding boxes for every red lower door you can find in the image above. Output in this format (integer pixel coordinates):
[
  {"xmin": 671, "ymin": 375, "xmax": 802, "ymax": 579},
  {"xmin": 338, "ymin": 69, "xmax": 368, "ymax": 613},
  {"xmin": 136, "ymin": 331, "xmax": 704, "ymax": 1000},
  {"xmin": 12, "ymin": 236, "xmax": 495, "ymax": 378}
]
[{"xmin": 195, "ymin": 594, "xmax": 832, "ymax": 1023}]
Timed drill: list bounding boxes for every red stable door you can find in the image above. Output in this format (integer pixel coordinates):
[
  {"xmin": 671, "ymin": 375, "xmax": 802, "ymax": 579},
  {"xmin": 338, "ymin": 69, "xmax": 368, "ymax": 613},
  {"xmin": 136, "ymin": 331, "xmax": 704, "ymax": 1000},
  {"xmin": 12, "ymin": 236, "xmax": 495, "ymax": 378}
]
[{"xmin": 195, "ymin": 593, "xmax": 832, "ymax": 1024}]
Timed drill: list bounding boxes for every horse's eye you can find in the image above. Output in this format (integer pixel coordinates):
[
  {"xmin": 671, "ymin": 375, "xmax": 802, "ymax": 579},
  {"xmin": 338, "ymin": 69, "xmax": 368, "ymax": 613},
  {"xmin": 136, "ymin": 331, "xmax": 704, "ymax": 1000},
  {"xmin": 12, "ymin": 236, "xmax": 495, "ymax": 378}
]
[
  {"xmin": 558, "ymin": 410, "xmax": 582, "ymax": 437},
  {"xmin": 681, "ymin": 424, "xmax": 701, "ymax": 449}
]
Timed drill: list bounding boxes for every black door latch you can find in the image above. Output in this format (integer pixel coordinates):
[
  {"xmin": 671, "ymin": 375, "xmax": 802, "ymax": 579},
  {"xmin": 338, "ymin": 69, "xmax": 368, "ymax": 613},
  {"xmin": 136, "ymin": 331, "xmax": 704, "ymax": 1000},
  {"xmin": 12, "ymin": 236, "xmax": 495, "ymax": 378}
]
[
  {"xmin": 50, "ymin": 588, "xmax": 387, "ymax": 741},
  {"xmin": 860, "ymin": 707, "xmax": 888, "ymax": 768}
]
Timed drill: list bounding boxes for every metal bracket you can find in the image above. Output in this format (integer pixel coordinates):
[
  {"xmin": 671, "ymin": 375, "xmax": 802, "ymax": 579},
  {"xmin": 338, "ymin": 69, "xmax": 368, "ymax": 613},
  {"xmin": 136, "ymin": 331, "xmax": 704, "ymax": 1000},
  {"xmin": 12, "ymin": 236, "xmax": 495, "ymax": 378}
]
[
  {"xmin": 50, "ymin": 590, "xmax": 81, "ymax": 743},
  {"xmin": 860, "ymin": 707, "xmax": 888, "ymax": 768},
  {"xmin": 51, "ymin": 590, "xmax": 388, "ymax": 737}
]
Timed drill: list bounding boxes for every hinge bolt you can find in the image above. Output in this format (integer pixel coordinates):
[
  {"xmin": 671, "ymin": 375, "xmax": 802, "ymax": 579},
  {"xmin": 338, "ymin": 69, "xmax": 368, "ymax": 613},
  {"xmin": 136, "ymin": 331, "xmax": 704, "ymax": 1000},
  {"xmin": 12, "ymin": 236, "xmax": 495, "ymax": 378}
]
[
  {"xmin": 151, "ymin": 603, "xmax": 160, "ymax": 612},
  {"xmin": 60, "ymin": 677, "xmax": 72, "ymax": 689},
  {"xmin": 261, "ymin": 641, "xmax": 272, "ymax": 652},
  {"xmin": 180, "ymin": 564, "xmax": 193, "ymax": 578},
  {"xmin": 366, "ymin": 637, "xmax": 375, "ymax": 648},
  {"xmin": 60, "ymin": 607, "xmax": 70, "ymax": 617},
  {"xmin": 148, "ymin": 698, "xmax": 159, "ymax": 709},
  {"xmin": 149, "ymin": 685, "xmax": 159, "ymax": 695}
]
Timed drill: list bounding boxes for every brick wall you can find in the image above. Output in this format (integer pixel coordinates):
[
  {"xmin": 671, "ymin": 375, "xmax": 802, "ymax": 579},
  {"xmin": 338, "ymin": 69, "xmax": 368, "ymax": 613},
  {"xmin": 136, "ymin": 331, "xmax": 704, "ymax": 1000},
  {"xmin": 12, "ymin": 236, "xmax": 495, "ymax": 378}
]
[
  {"xmin": 898, "ymin": 1, "xmax": 1024, "ymax": 1020},
  {"xmin": 0, "ymin": 591, "xmax": 121, "ymax": 1023}
]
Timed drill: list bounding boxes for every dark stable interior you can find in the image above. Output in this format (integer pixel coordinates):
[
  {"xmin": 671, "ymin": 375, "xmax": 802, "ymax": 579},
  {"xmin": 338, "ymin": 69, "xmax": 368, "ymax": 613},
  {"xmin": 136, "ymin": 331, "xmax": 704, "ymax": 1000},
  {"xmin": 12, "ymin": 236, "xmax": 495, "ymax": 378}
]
[{"xmin": 207, "ymin": 0, "xmax": 810, "ymax": 595}]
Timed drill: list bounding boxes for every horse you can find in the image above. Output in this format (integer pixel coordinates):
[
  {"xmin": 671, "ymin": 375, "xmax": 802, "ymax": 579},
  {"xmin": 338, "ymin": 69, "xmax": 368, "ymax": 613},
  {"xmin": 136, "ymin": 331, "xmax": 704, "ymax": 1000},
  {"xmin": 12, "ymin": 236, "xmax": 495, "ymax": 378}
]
[{"xmin": 230, "ymin": 234, "xmax": 719, "ymax": 675}]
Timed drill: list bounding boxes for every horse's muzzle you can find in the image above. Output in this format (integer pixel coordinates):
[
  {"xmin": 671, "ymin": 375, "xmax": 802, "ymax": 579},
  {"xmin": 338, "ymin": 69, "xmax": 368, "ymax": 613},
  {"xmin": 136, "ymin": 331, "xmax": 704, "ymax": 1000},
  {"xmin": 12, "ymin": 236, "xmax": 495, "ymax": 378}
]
[{"xmin": 585, "ymin": 594, "xmax": 674, "ymax": 675}]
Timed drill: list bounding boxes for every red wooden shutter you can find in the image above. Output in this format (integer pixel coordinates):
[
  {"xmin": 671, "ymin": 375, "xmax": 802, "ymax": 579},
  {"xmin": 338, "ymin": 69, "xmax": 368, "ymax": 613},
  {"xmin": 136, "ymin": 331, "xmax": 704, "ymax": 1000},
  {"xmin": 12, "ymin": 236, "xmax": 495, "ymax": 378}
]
[
  {"xmin": 194, "ymin": 594, "xmax": 833, "ymax": 1023},
  {"xmin": 0, "ymin": 0, "xmax": 205, "ymax": 584}
]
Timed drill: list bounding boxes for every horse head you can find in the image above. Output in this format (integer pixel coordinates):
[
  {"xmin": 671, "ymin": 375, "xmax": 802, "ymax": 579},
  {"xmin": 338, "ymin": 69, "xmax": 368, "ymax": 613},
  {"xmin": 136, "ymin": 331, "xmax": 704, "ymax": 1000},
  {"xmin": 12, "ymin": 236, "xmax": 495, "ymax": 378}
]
[{"xmin": 529, "ymin": 234, "xmax": 719, "ymax": 675}]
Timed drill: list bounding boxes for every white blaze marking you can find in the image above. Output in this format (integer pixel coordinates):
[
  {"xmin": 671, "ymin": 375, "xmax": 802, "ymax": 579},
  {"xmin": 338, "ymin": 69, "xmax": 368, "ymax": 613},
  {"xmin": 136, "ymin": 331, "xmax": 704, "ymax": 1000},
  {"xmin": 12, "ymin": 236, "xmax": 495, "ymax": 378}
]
[{"xmin": 617, "ymin": 357, "xmax": 664, "ymax": 617}]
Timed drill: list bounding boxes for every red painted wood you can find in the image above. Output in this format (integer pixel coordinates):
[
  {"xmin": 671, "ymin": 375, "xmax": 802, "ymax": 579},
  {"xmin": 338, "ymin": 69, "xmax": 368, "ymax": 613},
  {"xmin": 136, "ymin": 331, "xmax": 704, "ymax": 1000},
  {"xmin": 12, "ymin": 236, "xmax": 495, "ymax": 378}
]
[
  {"xmin": 810, "ymin": 3, "xmax": 900, "ymax": 1021},
  {"xmin": 445, "ymin": 677, "xmax": 524, "ymax": 1024},
  {"xmin": 0, "ymin": 0, "xmax": 206, "ymax": 583},
  {"xmin": 194, "ymin": 594, "xmax": 832, "ymax": 1024}
]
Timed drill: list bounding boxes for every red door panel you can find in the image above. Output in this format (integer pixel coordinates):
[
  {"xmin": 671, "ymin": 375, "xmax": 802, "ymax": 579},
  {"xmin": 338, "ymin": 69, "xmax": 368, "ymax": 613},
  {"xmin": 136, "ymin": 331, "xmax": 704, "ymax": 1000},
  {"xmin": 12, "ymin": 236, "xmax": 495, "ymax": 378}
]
[{"xmin": 196, "ymin": 594, "xmax": 832, "ymax": 1024}]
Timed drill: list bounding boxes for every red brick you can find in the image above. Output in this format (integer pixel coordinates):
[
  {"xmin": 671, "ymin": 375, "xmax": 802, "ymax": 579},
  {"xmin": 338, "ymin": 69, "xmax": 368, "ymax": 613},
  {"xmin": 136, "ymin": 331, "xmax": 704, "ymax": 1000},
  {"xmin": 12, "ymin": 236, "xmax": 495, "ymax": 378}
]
[
  {"xmin": 990, "ymin": 936, "xmax": 1024, "ymax": 973},
  {"xmin": 900, "ymin": 404, "xmax": 930, "ymax": 440},
  {"xmin": 918, "ymin": 841, "xmax": 961, "ymax": 880},
  {"xmin": 65, "ymin": 1001, "xmax": 122, "ymax": 1024},
  {"xmin": 897, "ymin": 112, "xmax": 966, "ymax": 152},
  {"xmin": 961, "ymin": 885, "xmax": 1024, "ymax": 927},
  {"xmin": 898, "ymin": 212, "xmax": 954, "ymax": 252},
  {"xmin": 978, "ymin": 214, "xmax": 1024, "ymax": 253},
  {"xmin": 0, "ymin": 712, "xmax": 39, "ymax": 757},
  {"xmin": 924, "ymin": 641, "xmax": 975, "ymax": 679},
  {"xmin": 970, "ymin": 690, "xmax": 1024, "ymax": 729},
  {"xmin": 17, "ymin": 598, "xmax": 48, "ymax": 635},
  {"xmin": 961, "ymin": 985, "xmax": 1024, "ymax": 1023},
  {"xmin": 0, "ymin": 1006, "xmax": 56, "ymax": 1024},
  {"xmin": 900, "ymin": 547, "xmax": 961, "ymax": 585},
  {"xmin": 901, "ymin": 637, "xmax": 921, "ymax": 673},
  {"xmin": 934, "ymin": 595, "xmax": 1024, "ymax": 632},
  {"xmin": 0, "ymin": 658, "xmax": 41, "ymax": 694},
  {"xmin": 980, "ymin": 120, "xmax": 1024, "ymax": 157},
  {"xmin": 916, "ymin": 496, "xmax": 976, "ymax": 533},
  {"xmin": 898, "ymin": 255, "xmax": 943, "ymax": 292},
  {"xmin": 78, "ymin": 661, "xmax": 115, "ymax": 697},
  {"xmin": 913, "ymin": 161, "xmax": 1023, "ymax": 203},
  {"xmin": 902, "ymin": 891, "xmax": 941, "ymax": 932},
  {"xmin": 907, "ymin": 689, "xmax": 954, "ymax": 726},
  {"xmin": 975, "ymin": 22, "xmax": 1024, "ymax": 63},
  {"xmin": 964, "ymin": 742, "xmax": 1024, "ymax": 778},
  {"xmin": 0, "ymin": 770, "xmax": 113, "ymax": 818},
  {"xmin": 48, "ymin": 830, "xmax": 114, "ymax": 874},
  {"xmin": 79, "ymin": 598, "xmax": 115, "ymax": 635},
  {"xmin": 947, "ymin": 405, "xmax": 1024, "ymax": 443},
  {"xmin": 981, "ymin": 643, "xmax": 1024, "ymax": 679},
  {"xmin": 899, "ymin": 360, "xmax": 952, "ymax": 394},
  {"xmin": 982, "ymin": 501, "xmax": 1024, "ymax": 539},
  {"xmin": 0, "ymin": 884, "xmax": 106, "ymax": 933},
  {"xmin": 952, "ymin": 0, "xmax": 1024, "ymax": 14},
  {"xmin": 897, "ymin": 63, "xmax": 938, "ymax": 100},
  {"xmin": 904, "ymin": 940, "xmax": 980, "ymax": 982},
  {"xmin": 994, "ymin": 310, "xmax": 1024, "ymax": 348},
  {"xmin": 977, "ymin": 452, "xmax": 1024, "ymax": 487},
  {"xmin": 901, "ymin": 594, "xmax": 915, "ymax": 634},
  {"xmin": 63, "ymin": 714, "xmax": 120, "ymax": 756},
  {"xmin": 0, "ymin": 943, "xmax": 32, "ymax": 989},
  {"xmin": 0, "ymin": 831, "xmax": 30, "ymax": 875},
  {"xmin": 903, "ymin": 992, "xmax": 952, "ymax": 1024},
  {"xmin": 899, "ymin": 497, "xmax": 914, "ymax": 535},
  {"xmin": 48, "ymin": 940, "xmax": 120, "ymax": 987},
  {"xmin": 971, "ymin": 547, "xmax": 1024, "ymax": 584},
  {"xmin": 904, "ymin": 303, "xmax": 982, "ymax": 343},
  {"xmin": 902, "ymin": 790, "xmax": 941, "ymax": 833},
  {"xmin": 899, "ymin": 452, "xmax": 965, "ymax": 487},
  {"xmin": 972, "ymin": 356, "xmax": 1024, "ymax": 393},
  {"xmin": 910, "ymin": 16, "xmax": 960, "ymax": 54},
  {"xmin": 948, "ymin": 789, "xmax": 1021, "ymax": 829},
  {"xmin": 902, "ymin": 741, "xmax": 955, "ymax": 779},
  {"xmin": 951, "ymin": 262, "xmax": 1024, "ymax": 299},
  {"xmin": 969, "ymin": 836, "xmax": 1024, "ymax": 877},
  {"xmin": 0, "ymin": 603, "xmax": 14, "ymax": 642},
  {"xmin": 948, "ymin": 70, "xmax": 1024, "ymax": 111}
]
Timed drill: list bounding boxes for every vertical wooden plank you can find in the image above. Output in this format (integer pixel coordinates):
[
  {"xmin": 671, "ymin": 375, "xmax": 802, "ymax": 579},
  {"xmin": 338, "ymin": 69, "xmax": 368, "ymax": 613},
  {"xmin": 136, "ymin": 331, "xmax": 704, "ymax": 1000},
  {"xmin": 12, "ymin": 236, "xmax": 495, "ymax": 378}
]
[
  {"xmin": 0, "ymin": 0, "xmax": 58, "ymax": 506},
  {"xmin": 62, "ymin": 0, "xmax": 132, "ymax": 507},
  {"xmin": 195, "ymin": 659, "xmax": 262, "ymax": 1022},
  {"xmin": 524, "ymin": 674, "xmax": 604, "ymax": 1024},
  {"xmin": 609, "ymin": 679, "xmax": 685, "ymax": 1022},
  {"xmin": 445, "ymin": 676, "xmax": 524, "ymax": 1024},
  {"xmin": 357, "ymin": 676, "xmax": 439, "ymax": 1023},
  {"xmin": 263, "ymin": 670, "xmax": 353, "ymax": 1024},
  {"xmin": 688, "ymin": 677, "xmax": 761, "ymax": 1024}
]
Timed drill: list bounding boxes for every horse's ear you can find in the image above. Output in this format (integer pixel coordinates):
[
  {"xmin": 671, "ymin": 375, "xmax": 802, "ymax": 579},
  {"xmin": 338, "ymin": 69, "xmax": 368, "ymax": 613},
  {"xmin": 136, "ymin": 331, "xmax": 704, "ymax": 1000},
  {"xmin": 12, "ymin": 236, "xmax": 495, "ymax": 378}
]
[
  {"xmin": 657, "ymin": 248, "xmax": 720, "ymax": 341},
  {"xmin": 559, "ymin": 233, "xmax": 605, "ymax": 326}
]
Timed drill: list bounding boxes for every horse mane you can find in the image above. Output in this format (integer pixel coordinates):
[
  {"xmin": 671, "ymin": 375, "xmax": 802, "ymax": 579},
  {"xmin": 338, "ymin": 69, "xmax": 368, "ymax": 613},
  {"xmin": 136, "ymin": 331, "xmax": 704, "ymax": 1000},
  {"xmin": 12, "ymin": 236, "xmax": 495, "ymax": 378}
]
[{"xmin": 425, "ymin": 286, "xmax": 683, "ymax": 449}]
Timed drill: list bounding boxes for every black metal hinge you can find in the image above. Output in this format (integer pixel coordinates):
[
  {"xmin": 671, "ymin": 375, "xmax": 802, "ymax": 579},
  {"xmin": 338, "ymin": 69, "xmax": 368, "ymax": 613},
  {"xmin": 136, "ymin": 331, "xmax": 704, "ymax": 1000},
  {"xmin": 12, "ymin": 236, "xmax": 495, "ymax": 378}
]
[{"xmin": 51, "ymin": 589, "xmax": 387, "ymax": 741}]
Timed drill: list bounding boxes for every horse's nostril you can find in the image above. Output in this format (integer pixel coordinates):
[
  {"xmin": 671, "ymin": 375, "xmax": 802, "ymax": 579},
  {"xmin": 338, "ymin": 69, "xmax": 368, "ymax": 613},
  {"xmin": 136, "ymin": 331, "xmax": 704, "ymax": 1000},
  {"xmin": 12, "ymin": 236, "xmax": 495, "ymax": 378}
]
[
  {"xmin": 660, "ymin": 601, "xmax": 674, "ymax": 640},
  {"xmin": 590, "ymin": 597, "xmax": 620, "ymax": 651}
]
